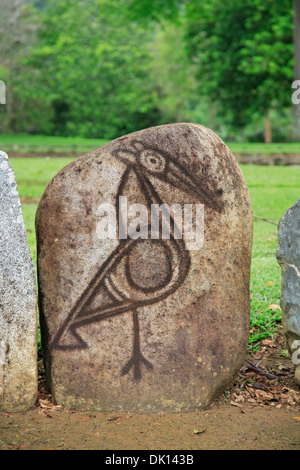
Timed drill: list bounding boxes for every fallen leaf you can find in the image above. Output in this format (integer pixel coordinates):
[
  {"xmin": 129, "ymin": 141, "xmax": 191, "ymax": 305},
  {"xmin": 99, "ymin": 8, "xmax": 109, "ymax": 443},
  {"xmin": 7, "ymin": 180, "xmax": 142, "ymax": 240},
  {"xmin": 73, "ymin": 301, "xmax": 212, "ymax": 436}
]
[
  {"xmin": 268, "ymin": 304, "xmax": 281, "ymax": 311},
  {"xmin": 261, "ymin": 338, "xmax": 275, "ymax": 347},
  {"xmin": 247, "ymin": 398, "xmax": 257, "ymax": 404},
  {"xmin": 230, "ymin": 400, "xmax": 240, "ymax": 406},
  {"xmin": 52, "ymin": 405, "xmax": 62, "ymax": 410},
  {"xmin": 193, "ymin": 427, "xmax": 206, "ymax": 435},
  {"xmin": 38, "ymin": 398, "xmax": 62, "ymax": 412},
  {"xmin": 293, "ymin": 417, "xmax": 300, "ymax": 421},
  {"xmin": 248, "ymin": 382, "xmax": 269, "ymax": 391},
  {"xmin": 39, "ymin": 399, "xmax": 51, "ymax": 408},
  {"xmin": 265, "ymin": 281, "xmax": 274, "ymax": 286},
  {"xmin": 230, "ymin": 400, "xmax": 245, "ymax": 412},
  {"xmin": 231, "ymin": 393, "xmax": 244, "ymax": 403},
  {"xmin": 108, "ymin": 416, "xmax": 120, "ymax": 422}
]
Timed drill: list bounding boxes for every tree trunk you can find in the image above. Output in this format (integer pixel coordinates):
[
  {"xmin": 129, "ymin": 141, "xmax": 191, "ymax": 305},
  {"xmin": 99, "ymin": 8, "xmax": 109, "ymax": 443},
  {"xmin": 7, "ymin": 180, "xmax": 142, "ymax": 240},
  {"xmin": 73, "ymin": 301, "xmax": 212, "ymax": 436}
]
[
  {"xmin": 264, "ymin": 110, "xmax": 272, "ymax": 143},
  {"xmin": 291, "ymin": 0, "xmax": 300, "ymax": 141}
]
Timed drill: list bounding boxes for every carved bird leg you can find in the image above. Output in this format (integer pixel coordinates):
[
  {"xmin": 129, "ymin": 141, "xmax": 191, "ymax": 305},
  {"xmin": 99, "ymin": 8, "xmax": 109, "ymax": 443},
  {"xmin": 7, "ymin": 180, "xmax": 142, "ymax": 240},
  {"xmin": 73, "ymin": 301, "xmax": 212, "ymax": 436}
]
[{"xmin": 121, "ymin": 309, "xmax": 153, "ymax": 381}]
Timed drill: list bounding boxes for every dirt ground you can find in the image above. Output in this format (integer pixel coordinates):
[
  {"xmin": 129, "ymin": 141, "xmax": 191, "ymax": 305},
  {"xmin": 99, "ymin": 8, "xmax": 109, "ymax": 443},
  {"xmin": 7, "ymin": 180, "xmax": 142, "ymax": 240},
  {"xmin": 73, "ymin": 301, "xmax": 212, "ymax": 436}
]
[{"xmin": 1, "ymin": 330, "xmax": 299, "ymax": 451}]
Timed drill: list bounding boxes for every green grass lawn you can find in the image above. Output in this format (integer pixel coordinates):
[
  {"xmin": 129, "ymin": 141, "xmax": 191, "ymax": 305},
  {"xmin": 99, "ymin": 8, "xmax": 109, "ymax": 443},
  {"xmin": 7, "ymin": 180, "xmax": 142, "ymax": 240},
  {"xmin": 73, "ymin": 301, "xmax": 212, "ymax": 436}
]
[
  {"xmin": 1, "ymin": 132, "xmax": 300, "ymax": 155},
  {"xmin": 239, "ymin": 165, "xmax": 300, "ymax": 350},
  {"xmin": 228, "ymin": 142, "xmax": 300, "ymax": 154},
  {"xmin": 0, "ymin": 133, "xmax": 107, "ymax": 155},
  {"xmin": 8, "ymin": 156, "xmax": 300, "ymax": 352}
]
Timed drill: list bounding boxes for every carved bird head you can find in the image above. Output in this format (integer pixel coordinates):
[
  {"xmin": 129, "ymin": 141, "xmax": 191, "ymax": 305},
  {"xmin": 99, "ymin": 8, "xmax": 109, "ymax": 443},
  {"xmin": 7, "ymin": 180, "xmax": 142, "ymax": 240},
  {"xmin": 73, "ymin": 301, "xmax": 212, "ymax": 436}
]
[{"xmin": 114, "ymin": 140, "xmax": 224, "ymax": 212}]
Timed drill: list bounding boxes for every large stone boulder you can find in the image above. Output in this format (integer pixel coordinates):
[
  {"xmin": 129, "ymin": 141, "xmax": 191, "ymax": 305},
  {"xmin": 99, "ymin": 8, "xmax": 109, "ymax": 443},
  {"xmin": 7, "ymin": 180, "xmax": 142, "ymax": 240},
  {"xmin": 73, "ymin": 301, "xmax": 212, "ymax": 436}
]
[
  {"xmin": 36, "ymin": 123, "xmax": 253, "ymax": 412},
  {"xmin": 277, "ymin": 199, "xmax": 300, "ymax": 385},
  {"xmin": 0, "ymin": 151, "xmax": 37, "ymax": 411}
]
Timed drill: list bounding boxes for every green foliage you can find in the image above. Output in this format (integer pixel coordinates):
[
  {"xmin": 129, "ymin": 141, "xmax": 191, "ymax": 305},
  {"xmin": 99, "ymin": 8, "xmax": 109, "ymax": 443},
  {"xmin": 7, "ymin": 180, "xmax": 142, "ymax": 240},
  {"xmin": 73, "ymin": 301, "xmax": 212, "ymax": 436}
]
[
  {"xmin": 126, "ymin": 0, "xmax": 180, "ymax": 22},
  {"xmin": 149, "ymin": 19, "xmax": 212, "ymax": 126},
  {"xmin": 185, "ymin": 0, "xmax": 294, "ymax": 131},
  {"xmin": 0, "ymin": 0, "xmax": 42, "ymax": 132},
  {"xmin": 0, "ymin": 0, "xmax": 297, "ymax": 141},
  {"xmin": 23, "ymin": 0, "xmax": 162, "ymax": 139}
]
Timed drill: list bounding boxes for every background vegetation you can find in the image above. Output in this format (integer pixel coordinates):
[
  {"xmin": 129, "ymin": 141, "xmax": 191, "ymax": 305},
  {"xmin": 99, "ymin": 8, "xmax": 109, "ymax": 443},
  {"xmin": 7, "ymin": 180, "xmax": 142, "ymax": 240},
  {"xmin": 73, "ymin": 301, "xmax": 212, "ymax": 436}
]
[{"xmin": 0, "ymin": 0, "xmax": 299, "ymax": 143}]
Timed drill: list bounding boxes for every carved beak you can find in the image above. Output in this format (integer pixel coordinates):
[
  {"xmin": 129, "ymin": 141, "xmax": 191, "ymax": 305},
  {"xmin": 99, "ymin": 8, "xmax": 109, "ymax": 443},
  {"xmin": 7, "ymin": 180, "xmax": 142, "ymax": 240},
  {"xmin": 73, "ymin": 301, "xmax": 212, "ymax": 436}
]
[{"xmin": 165, "ymin": 161, "xmax": 223, "ymax": 213}]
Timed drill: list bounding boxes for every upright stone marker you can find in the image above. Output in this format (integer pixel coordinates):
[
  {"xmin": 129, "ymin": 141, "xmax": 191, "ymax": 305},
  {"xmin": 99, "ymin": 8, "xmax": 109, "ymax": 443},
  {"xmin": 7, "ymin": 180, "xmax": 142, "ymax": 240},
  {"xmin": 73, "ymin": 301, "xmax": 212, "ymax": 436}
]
[
  {"xmin": 277, "ymin": 199, "xmax": 300, "ymax": 385},
  {"xmin": 0, "ymin": 151, "xmax": 37, "ymax": 411},
  {"xmin": 36, "ymin": 124, "xmax": 253, "ymax": 411}
]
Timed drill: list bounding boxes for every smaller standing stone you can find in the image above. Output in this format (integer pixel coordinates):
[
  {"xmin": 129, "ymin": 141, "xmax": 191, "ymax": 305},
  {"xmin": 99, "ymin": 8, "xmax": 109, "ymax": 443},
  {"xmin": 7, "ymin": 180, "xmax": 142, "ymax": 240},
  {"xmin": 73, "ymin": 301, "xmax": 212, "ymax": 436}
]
[
  {"xmin": 277, "ymin": 199, "xmax": 300, "ymax": 385},
  {"xmin": 0, "ymin": 151, "xmax": 37, "ymax": 411}
]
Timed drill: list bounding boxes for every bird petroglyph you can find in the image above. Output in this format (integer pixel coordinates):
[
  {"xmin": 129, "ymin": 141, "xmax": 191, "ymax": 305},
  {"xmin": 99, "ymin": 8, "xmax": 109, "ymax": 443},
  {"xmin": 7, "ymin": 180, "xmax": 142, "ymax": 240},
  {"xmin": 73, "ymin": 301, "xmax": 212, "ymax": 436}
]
[{"xmin": 51, "ymin": 140, "xmax": 223, "ymax": 381}]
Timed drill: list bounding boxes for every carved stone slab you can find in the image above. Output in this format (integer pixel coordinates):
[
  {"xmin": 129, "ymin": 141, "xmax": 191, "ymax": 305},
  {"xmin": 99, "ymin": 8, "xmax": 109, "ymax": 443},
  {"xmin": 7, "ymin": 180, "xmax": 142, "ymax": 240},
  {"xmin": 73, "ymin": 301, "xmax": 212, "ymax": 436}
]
[{"xmin": 36, "ymin": 124, "xmax": 253, "ymax": 411}]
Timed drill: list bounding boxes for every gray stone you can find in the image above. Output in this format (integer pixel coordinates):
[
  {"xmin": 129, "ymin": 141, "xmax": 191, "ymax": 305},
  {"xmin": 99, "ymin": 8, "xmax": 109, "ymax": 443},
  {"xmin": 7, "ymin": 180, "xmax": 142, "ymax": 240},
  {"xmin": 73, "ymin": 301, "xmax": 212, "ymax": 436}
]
[
  {"xmin": 277, "ymin": 198, "xmax": 300, "ymax": 385},
  {"xmin": 36, "ymin": 123, "xmax": 253, "ymax": 412},
  {"xmin": 0, "ymin": 151, "xmax": 37, "ymax": 411}
]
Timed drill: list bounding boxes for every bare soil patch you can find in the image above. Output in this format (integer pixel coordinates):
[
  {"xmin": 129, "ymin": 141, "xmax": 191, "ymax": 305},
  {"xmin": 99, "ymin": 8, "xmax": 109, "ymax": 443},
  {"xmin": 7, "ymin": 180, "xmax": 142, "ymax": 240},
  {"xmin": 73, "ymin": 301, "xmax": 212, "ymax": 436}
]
[{"xmin": 1, "ymin": 329, "xmax": 299, "ymax": 450}]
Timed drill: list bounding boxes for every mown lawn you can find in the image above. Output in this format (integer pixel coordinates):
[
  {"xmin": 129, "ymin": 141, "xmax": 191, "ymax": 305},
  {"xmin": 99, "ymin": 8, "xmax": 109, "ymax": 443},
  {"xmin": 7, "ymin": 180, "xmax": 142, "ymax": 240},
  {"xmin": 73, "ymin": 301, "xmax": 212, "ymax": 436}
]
[
  {"xmin": 1, "ymin": 132, "xmax": 300, "ymax": 155},
  {"xmin": 240, "ymin": 165, "xmax": 300, "ymax": 350},
  {"xmin": 0, "ymin": 134, "xmax": 107, "ymax": 155},
  {"xmin": 8, "ymin": 156, "xmax": 300, "ymax": 351}
]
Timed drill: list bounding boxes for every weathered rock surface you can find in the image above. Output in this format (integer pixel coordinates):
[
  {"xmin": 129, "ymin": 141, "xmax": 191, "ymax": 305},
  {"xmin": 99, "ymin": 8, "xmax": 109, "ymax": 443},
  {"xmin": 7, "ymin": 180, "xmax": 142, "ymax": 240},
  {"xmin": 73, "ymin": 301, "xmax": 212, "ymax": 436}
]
[
  {"xmin": 277, "ymin": 199, "xmax": 300, "ymax": 385},
  {"xmin": 36, "ymin": 123, "xmax": 253, "ymax": 412},
  {"xmin": 0, "ymin": 151, "xmax": 37, "ymax": 411}
]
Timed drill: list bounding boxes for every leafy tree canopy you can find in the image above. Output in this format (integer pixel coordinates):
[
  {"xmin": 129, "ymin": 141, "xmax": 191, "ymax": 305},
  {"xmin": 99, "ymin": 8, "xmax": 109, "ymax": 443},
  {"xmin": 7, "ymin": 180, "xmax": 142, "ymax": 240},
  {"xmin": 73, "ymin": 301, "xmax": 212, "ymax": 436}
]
[{"xmin": 185, "ymin": 0, "xmax": 293, "ymax": 129}]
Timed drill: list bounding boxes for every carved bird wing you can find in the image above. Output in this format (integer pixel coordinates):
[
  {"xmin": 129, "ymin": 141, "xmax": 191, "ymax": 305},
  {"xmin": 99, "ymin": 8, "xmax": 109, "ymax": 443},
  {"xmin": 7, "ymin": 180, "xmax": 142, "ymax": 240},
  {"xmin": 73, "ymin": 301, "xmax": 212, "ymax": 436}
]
[{"xmin": 51, "ymin": 166, "xmax": 190, "ymax": 351}]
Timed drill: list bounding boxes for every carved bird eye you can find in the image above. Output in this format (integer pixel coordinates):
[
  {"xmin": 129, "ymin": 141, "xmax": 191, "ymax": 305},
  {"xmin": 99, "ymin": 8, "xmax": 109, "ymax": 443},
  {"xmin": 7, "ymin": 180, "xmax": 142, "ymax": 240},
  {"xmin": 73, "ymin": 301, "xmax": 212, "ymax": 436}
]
[{"xmin": 140, "ymin": 150, "xmax": 166, "ymax": 173}]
